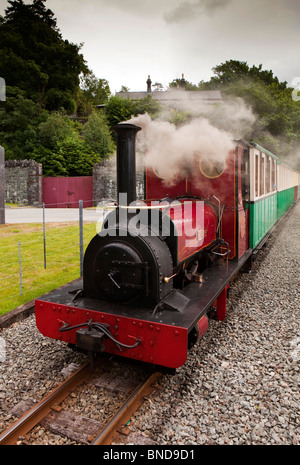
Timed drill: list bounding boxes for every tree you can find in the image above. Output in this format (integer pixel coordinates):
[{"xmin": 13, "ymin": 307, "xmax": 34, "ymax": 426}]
[
  {"xmin": 82, "ymin": 110, "xmax": 114, "ymax": 159},
  {"xmin": 105, "ymin": 96, "xmax": 135, "ymax": 128},
  {"xmin": 0, "ymin": 0, "xmax": 88, "ymax": 111},
  {"xmin": 105, "ymin": 94, "xmax": 161, "ymax": 128},
  {"xmin": 31, "ymin": 132, "xmax": 101, "ymax": 177},
  {"xmin": 133, "ymin": 94, "xmax": 161, "ymax": 118},
  {"xmin": 200, "ymin": 60, "xmax": 287, "ymax": 91},
  {"xmin": 169, "ymin": 76, "xmax": 199, "ymax": 90},
  {"xmin": 79, "ymin": 72, "xmax": 111, "ymax": 115},
  {"xmin": 30, "ymin": 109, "xmax": 113, "ymax": 175},
  {"xmin": 199, "ymin": 60, "xmax": 300, "ymax": 162},
  {"xmin": 0, "ymin": 86, "xmax": 48, "ymax": 158},
  {"xmin": 36, "ymin": 111, "xmax": 80, "ymax": 148}
]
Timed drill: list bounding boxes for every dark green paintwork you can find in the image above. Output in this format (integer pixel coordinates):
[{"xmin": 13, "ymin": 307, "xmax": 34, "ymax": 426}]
[
  {"xmin": 277, "ymin": 187, "xmax": 295, "ymax": 219},
  {"xmin": 250, "ymin": 187, "xmax": 298, "ymax": 249},
  {"xmin": 250, "ymin": 193, "xmax": 277, "ymax": 249}
]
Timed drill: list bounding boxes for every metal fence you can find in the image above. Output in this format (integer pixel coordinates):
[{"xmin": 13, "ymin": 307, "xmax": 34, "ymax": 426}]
[{"xmin": 0, "ymin": 200, "xmax": 104, "ymax": 314}]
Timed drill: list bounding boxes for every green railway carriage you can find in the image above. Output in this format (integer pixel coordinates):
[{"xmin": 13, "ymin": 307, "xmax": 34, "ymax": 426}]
[{"xmin": 249, "ymin": 143, "xmax": 298, "ymax": 249}]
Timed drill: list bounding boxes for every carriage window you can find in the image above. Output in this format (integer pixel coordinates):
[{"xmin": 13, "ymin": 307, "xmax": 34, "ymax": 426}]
[
  {"xmin": 266, "ymin": 157, "xmax": 271, "ymax": 193},
  {"xmin": 260, "ymin": 154, "xmax": 265, "ymax": 196},
  {"xmin": 272, "ymin": 160, "xmax": 276, "ymax": 190},
  {"xmin": 255, "ymin": 154, "xmax": 259, "ymax": 197}
]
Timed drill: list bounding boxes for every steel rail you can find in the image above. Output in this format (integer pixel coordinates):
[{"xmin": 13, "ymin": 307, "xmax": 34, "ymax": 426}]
[
  {"xmin": 91, "ymin": 371, "xmax": 162, "ymax": 445},
  {"xmin": 0, "ymin": 362, "xmax": 91, "ymax": 445}
]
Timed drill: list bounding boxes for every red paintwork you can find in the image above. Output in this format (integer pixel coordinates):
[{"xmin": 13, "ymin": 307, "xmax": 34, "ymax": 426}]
[
  {"xmin": 43, "ymin": 176, "xmax": 93, "ymax": 208},
  {"xmin": 236, "ymin": 145, "xmax": 248, "ymax": 258},
  {"xmin": 146, "ymin": 144, "xmax": 249, "ymax": 260},
  {"xmin": 196, "ymin": 315, "xmax": 208, "ymax": 341},
  {"xmin": 161, "ymin": 199, "xmax": 217, "ymax": 263},
  {"xmin": 216, "ymin": 285, "xmax": 230, "ymax": 321},
  {"xmin": 35, "ymin": 299, "xmax": 188, "ymax": 369},
  {"xmin": 35, "ymin": 142, "xmax": 252, "ymax": 369}
]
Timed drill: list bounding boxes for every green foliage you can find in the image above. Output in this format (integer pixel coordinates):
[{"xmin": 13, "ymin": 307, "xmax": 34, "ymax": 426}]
[
  {"xmin": 197, "ymin": 60, "xmax": 300, "ymax": 164},
  {"xmin": 105, "ymin": 96, "xmax": 135, "ymax": 127},
  {"xmin": 0, "ymin": 86, "xmax": 48, "ymax": 158},
  {"xmin": 105, "ymin": 94, "xmax": 161, "ymax": 128},
  {"xmin": 199, "ymin": 60, "xmax": 288, "ymax": 91},
  {"xmin": 0, "ymin": 0, "xmax": 88, "ymax": 111},
  {"xmin": 32, "ymin": 138, "xmax": 100, "ymax": 177},
  {"xmin": 0, "ymin": 1, "xmax": 115, "ymax": 175},
  {"xmin": 168, "ymin": 108, "xmax": 189, "ymax": 125},
  {"xmin": 56, "ymin": 139, "xmax": 100, "ymax": 176},
  {"xmin": 31, "ymin": 145, "xmax": 68, "ymax": 176},
  {"xmin": 77, "ymin": 72, "xmax": 111, "ymax": 117},
  {"xmin": 169, "ymin": 77, "xmax": 199, "ymax": 90},
  {"xmin": 80, "ymin": 72, "xmax": 111, "ymax": 106},
  {"xmin": 82, "ymin": 111, "xmax": 114, "ymax": 159},
  {"xmin": 36, "ymin": 111, "xmax": 79, "ymax": 149},
  {"xmin": 134, "ymin": 94, "xmax": 161, "ymax": 119},
  {"xmin": 30, "ymin": 110, "xmax": 110, "ymax": 176}
]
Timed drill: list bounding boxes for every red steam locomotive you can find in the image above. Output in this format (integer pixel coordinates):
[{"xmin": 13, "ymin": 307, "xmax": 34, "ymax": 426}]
[{"xmin": 34, "ymin": 123, "xmax": 278, "ymax": 370}]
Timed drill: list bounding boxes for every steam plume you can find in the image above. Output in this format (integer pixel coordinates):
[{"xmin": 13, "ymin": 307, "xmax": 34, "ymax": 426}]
[{"xmin": 128, "ymin": 113, "xmax": 235, "ymax": 185}]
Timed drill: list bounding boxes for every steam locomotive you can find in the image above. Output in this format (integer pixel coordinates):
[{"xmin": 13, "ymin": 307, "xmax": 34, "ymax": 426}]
[{"xmin": 35, "ymin": 123, "xmax": 299, "ymax": 370}]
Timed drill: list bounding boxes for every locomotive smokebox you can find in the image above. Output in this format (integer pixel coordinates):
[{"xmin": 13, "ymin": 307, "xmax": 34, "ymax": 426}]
[{"xmin": 112, "ymin": 123, "xmax": 141, "ymax": 206}]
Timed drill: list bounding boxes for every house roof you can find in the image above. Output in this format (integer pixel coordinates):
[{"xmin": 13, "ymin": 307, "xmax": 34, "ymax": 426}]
[{"xmin": 115, "ymin": 89, "xmax": 223, "ymax": 105}]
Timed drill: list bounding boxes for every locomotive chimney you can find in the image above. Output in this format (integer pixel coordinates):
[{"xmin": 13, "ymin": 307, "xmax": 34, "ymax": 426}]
[{"xmin": 112, "ymin": 123, "xmax": 141, "ymax": 206}]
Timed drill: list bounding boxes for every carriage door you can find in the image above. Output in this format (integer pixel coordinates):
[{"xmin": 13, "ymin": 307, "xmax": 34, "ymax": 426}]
[{"xmin": 236, "ymin": 145, "xmax": 250, "ymax": 258}]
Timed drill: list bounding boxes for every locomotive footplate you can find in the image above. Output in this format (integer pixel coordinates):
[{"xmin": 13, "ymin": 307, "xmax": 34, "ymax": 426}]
[{"xmin": 35, "ymin": 249, "xmax": 252, "ymax": 369}]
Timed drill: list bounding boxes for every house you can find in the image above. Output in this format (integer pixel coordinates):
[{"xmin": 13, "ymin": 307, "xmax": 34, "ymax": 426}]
[{"xmin": 115, "ymin": 75, "xmax": 223, "ymax": 108}]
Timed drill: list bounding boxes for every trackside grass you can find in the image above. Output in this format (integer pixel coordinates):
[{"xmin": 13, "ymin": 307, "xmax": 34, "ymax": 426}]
[{"xmin": 0, "ymin": 222, "xmax": 97, "ymax": 316}]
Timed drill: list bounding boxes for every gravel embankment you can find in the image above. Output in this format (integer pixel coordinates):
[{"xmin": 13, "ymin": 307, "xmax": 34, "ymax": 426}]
[
  {"xmin": 0, "ymin": 202, "xmax": 299, "ymax": 445},
  {"xmin": 131, "ymin": 202, "xmax": 300, "ymax": 445}
]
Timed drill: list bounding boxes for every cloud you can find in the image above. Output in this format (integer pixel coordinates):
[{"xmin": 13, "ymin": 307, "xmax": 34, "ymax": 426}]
[{"xmin": 164, "ymin": 0, "xmax": 232, "ymax": 24}]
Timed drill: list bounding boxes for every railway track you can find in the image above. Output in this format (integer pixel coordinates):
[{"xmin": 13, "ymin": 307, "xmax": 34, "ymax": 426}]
[{"xmin": 0, "ymin": 359, "xmax": 162, "ymax": 445}]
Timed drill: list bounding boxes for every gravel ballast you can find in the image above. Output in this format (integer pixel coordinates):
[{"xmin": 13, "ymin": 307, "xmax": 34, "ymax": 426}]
[{"xmin": 0, "ymin": 202, "xmax": 299, "ymax": 445}]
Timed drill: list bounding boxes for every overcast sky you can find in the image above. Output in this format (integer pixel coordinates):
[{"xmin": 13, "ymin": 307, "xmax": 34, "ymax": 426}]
[{"xmin": 0, "ymin": 0, "xmax": 300, "ymax": 93}]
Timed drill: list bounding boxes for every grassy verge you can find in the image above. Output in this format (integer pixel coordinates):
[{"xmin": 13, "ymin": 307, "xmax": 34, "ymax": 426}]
[{"xmin": 0, "ymin": 222, "xmax": 97, "ymax": 316}]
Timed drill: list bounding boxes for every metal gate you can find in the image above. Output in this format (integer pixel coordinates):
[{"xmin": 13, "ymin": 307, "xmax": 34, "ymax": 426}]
[{"xmin": 43, "ymin": 176, "xmax": 93, "ymax": 208}]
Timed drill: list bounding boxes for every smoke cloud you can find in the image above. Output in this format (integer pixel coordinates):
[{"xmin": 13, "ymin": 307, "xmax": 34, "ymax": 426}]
[
  {"xmin": 128, "ymin": 113, "xmax": 235, "ymax": 185},
  {"xmin": 127, "ymin": 93, "xmax": 256, "ymax": 186}
]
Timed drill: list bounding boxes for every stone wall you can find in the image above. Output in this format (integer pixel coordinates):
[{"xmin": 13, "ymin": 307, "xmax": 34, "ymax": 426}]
[
  {"xmin": 4, "ymin": 156, "xmax": 145, "ymax": 208},
  {"xmin": 5, "ymin": 160, "xmax": 43, "ymax": 206},
  {"xmin": 0, "ymin": 146, "xmax": 4, "ymax": 224},
  {"xmin": 93, "ymin": 154, "xmax": 145, "ymax": 205}
]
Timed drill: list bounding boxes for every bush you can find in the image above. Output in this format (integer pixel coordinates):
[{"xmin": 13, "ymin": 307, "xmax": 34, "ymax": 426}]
[
  {"xmin": 82, "ymin": 110, "xmax": 114, "ymax": 159},
  {"xmin": 31, "ymin": 138, "xmax": 100, "ymax": 177},
  {"xmin": 37, "ymin": 112, "xmax": 80, "ymax": 149}
]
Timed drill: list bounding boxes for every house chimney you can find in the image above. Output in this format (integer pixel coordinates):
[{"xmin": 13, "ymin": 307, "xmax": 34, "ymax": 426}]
[
  {"xmin": 146, "ymin": 75, "xmax": 152, "ymax": 93},
  {"xmin": 180, "ymin": 73, "xmax": 186, "ymax": 89}
]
